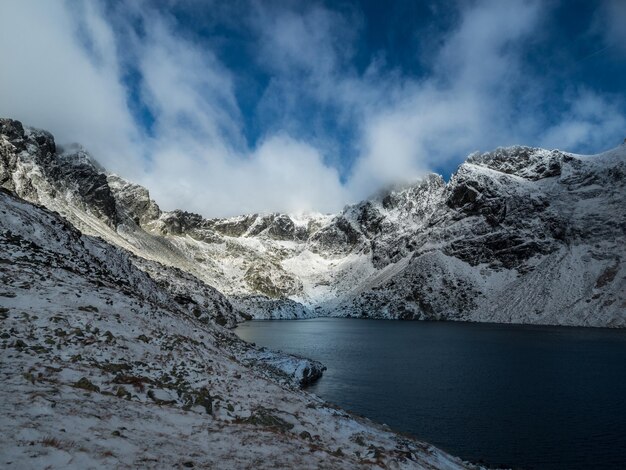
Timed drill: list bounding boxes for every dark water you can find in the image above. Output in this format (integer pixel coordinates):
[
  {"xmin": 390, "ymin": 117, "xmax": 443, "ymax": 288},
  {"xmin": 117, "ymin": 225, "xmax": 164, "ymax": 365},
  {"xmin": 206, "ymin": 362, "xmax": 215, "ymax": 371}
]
[{"xmin": 236, "ymin": 318, "xmax": 626, "ymax": 469}]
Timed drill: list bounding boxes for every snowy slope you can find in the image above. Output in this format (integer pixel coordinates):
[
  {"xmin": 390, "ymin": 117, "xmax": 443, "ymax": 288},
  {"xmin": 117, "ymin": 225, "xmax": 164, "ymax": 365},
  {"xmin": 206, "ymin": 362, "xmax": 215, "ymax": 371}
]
[
  {"xmin": 1, "ymin": 118, "xmax": 624, "ymax": 326},
  {"xmin": 0, "ymin": 188, "xmax": 477, "ymax": 469},
  {"xmin": 333, "ymin": 147, "xmax": 626, "ymax": 326}
]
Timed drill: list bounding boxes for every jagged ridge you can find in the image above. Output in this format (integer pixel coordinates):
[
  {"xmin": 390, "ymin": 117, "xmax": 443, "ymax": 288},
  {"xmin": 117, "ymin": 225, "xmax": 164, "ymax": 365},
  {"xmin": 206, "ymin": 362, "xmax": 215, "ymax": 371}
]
[{"xmin": 1, "ymin": 118, "xmax": 624, "ymax": 326}]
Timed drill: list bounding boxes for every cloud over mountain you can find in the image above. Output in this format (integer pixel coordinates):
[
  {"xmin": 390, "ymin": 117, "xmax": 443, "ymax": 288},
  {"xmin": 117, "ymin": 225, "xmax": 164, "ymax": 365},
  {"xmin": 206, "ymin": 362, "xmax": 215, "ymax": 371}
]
[{"xmin": 1, "ymin": 0, "xmax": 624, "ymax": 216}]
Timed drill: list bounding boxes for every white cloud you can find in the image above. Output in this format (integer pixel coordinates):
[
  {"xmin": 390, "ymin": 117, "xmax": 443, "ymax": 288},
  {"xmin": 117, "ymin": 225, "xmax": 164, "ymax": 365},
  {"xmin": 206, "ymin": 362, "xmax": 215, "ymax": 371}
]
[
  {"xmin": 540, "ymin": 90, "xmax": 626, "ymax": 151},
  {"xmin": 116, "ymin": 3, "xmax": 349, "ymax": 216},
  {"xmin": 141, "ymin": 134, "xmax": 348, "ymax": 216},
  {"xmin": 0, "ymin": 0, "xmax": 141, "ymax": 176},
  {"xmin": 347, "ymin": 0, "xmax": 545, "ymax": 198},
  {"xmin": 0, "ymin": 0, "xmax": 348, "ymax": 216},
  {"xmin": 133, "ymin": 9, "xmax": 243, "ymax": 150},
  {"xmin": 1, "ymin": 0, "xmax": 624, "ymax": 217}
]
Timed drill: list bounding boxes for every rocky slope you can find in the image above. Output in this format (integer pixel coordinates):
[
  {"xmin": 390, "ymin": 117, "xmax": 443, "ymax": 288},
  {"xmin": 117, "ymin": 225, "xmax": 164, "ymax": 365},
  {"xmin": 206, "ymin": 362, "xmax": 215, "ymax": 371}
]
[
  {"xmin": 327, "ymin": 147, "xmax": 626, "ymax": 326},
  {"xmin": 1, "ymin": 118, "xmax": 624, "ymax": 326},
  {"xmin": 0, "ymin": 188, "xmax": 477, "ymax": 469}
]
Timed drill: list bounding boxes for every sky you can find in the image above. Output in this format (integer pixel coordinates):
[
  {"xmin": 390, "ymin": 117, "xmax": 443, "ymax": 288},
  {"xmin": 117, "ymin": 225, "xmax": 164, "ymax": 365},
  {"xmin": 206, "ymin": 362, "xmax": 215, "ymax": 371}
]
[{"xmin": 1, "ymin": 0, "xmax": 625, "ymax": 217}]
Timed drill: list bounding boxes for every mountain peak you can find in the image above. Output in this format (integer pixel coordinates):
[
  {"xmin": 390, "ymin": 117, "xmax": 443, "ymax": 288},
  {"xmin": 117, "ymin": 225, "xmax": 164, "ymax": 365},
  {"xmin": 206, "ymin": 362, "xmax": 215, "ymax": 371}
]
[{"xmin": 465, "ymin": 145, "xmax": 570, "ymax": 180}]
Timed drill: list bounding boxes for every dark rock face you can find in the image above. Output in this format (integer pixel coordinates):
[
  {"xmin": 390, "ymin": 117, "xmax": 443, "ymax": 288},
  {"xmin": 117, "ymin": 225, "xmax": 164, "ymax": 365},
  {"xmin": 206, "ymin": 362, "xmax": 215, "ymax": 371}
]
[
  {"xmin": 215, "ymin": 213, "xmax": 311, "ymax": 241},
  {"xmin": 445, "ymin": 232, "xmax": 553, "ymax": 269},
  {"xmin": 1, "ymin": 119, "xmax": 162, "ymax": 232},
  {"xmin": 328, "ymin": 145, "xmax": 625, "ymax": 325},
  {"xmin": 445, "ymin": 169, "xmax": 511, "ymax": 225},
  {"xmin": 0, "ymin": 119, "xmax": 119, "ymax": 227},
  {"xmin": 158, "ymin": 210, "xmax": 204, "ymax": 235},
  {"xmin": 232, "ymin": 295, "xmax": 312, "ymax": 320},
  {"xmin": 379, "ymin": 174, "xmax": 446, "ymax": 213},
  {"xmin": 244, "ymin": 214, "xmax": 273, "ymax": 237},
  {"xmin": 441, "ymin": 158, "xmax": 564, "ymax": 268},
  {"xmin": 52, "ymin": 151, "xmax": 119, "ymax": 225},
  {"xmin": 308, "ymin": 216, "xmax": 364, "ymax": 255},
  {"xmin": 299, "ymin": 362, "xmax": 326, "ymax": 387},
  {"xmin": 0, "ymin": 144, "xmax": 18, "ymax": 189},
  {"xmin": 107, "ymin": 175, "xmax": 161, "ymax": 227},
  {"xmin": 1, "ymin": 120, "xmax": 42, "ymax": 191},
  {"xmin": 156, "ymin": 210, "xmax": 229, "ymax": 243},
  {"xmin": 306, "ymin": 176, "xmax": 447, "ymax": 269},
  {"xmin": 0, "ymin": 119, "xmax": 31, "ymax": 153},
  {"xmin": 467, "ymin": 146, "xmax": 568, "ymax": 180},
  {"xmin": 446, "ymin": 179, "xmax": 485, "ymax": 211},
  {"xmin": 338, "ymin": 251, "xmax": 481, "ymax": 321},
  {"xmin": 210, "ymin": 214, "xmax": 257, "ymax": 237},
  {"xmin": 355, "ymin": 202, "xmax": 385, "ymax": 238},
  {"xmin": 266, "ymin": 214, "xmax": 296, "ymax": 240}
]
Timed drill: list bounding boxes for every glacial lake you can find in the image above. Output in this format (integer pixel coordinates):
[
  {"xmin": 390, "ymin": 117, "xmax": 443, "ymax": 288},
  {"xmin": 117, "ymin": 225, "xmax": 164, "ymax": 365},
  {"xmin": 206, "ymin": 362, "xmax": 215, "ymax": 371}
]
[{"xmin": 236, "ymin": 318, "xmax": 626, "ymax": 469}]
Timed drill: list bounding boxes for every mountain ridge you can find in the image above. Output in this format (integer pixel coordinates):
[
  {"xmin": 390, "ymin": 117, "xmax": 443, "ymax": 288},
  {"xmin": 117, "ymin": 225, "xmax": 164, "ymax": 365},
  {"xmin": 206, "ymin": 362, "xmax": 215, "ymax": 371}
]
[{"xmin": 1, "ymin": 118, "xmax": 624, "ymax": 326}]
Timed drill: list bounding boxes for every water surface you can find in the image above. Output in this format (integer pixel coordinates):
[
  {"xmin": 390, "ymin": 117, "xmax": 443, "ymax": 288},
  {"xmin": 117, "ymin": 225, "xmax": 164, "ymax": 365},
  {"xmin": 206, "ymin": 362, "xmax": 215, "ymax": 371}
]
[{"xmin": 236, "ymin": 318, "xmax": 626, "ymax": 469}]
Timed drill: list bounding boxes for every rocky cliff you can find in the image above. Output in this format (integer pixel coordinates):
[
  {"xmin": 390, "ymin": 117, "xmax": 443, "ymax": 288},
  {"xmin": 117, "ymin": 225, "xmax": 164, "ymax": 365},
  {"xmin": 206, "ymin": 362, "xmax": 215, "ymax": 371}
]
[{"xmin": 1, "ymin": 118, "xmax": 624, "ymax": 326}]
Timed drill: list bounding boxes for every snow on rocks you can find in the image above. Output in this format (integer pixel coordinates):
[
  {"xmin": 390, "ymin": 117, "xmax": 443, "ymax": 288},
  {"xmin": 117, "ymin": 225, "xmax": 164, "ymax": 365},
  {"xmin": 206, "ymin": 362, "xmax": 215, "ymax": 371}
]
[
  {"xmin": 0, "ymin": 188, "xmax": 477, "ymax": 469},
  {"xmin": 1, "ymin": 117, "xmax": 624, "ymax": 326}
]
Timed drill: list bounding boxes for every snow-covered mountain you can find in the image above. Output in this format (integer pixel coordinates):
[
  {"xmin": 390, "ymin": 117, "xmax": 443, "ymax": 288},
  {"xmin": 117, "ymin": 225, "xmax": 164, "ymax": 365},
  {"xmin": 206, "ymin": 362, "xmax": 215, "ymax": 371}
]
[{"xmin": 1, "ymin": 118, "xmax": 624, "ymax": 326}]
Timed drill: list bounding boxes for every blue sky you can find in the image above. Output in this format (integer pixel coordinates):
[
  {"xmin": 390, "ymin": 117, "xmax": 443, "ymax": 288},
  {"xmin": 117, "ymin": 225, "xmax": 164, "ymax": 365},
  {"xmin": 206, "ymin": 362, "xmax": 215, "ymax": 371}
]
[{"xmin": 1, "ymin": 0, "xmax": 625, "ymax": 216}]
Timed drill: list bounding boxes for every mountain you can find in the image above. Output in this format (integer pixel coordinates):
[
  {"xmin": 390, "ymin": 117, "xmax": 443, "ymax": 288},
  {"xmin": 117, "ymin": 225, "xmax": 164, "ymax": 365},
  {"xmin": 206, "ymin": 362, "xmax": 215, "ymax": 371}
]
[
  {"xmin": 0, "ymin": 181, "xmax": 479, "ymax": 468},
  {"xmin": 1, "ymin": 118, "xmax": 625, "ymax": 326}
]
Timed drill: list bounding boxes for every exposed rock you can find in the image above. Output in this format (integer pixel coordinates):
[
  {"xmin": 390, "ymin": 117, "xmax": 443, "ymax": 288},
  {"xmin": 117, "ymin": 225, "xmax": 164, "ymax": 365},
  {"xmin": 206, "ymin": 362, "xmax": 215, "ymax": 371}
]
[
  {"xmin": 107, "ymin": 175, "xmax": 161, "ymax": 226},
  {"xmin": 1, "ymin": 118, "xmax": 624, "ymax": 326},
  {"xmin": 466, "ymin": 146, "xmax": 569, "ymax": 180}
]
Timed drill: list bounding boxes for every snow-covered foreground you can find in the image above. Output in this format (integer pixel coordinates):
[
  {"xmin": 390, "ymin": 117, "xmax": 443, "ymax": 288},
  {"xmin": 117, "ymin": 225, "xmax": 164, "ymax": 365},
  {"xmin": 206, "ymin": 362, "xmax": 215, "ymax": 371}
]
[{"xmin": 0, "ymin": 190, "xmax": 477, "ymax": 469}]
